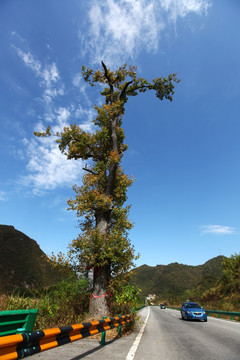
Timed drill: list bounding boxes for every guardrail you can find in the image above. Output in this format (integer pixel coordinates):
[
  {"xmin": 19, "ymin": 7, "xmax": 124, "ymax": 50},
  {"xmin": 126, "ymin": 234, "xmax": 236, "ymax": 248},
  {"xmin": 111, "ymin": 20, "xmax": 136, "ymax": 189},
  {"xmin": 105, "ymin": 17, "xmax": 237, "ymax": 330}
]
[
  {"xmin": 0, "ymin": 310, "xmax": 38, "ymax": 337},
  {"xmin": 0, "ymin": 314, "xmax": 132, "ymax": 360},
  {"xmin": 165, "ymin": 306, "xmax": 240, "ymax": 321},
  {"xmin": 206, "ymin": 310, "xmax": 240, "ymax": 320}
]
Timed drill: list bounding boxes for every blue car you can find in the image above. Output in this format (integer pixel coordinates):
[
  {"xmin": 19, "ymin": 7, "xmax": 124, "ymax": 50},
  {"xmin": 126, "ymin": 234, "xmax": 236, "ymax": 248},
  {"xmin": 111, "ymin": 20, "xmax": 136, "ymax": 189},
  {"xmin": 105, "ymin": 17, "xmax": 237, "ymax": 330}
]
[{"xmin": 181, "ymin": 302, "xmax": 207, "ymax": 322}]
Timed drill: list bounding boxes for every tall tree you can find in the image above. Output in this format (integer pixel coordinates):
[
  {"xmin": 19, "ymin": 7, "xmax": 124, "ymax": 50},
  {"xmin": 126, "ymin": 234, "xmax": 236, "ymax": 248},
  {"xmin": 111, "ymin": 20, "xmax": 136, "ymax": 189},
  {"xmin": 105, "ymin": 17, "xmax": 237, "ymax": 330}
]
[{"xmin": 35, "ymin": 62, "xmax": 179, "ymax": 317}]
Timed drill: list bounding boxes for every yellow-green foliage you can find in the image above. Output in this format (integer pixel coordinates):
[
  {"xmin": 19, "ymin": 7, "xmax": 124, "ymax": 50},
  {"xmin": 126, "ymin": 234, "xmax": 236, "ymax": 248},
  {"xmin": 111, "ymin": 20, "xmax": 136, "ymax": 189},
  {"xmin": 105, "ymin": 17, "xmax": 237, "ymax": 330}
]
[
  {"xmin": 1, "ymin": 276, "xmax": 90, "ymax": 329},
  {"xmin": 34, "ymin": 62, "xmax": 179, "ymax": 316},
  {"xmin": 199, "ymin": 253, "xmax": 240, "ymax": 311}
]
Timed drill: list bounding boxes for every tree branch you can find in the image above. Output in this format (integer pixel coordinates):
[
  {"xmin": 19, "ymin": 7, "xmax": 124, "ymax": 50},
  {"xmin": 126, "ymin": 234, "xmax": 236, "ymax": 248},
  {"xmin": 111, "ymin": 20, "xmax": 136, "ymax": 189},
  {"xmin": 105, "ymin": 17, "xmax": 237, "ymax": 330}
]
[
  {"xmin": 101, "ymin": 61, "xmax": 111, "ymax": 84},
  {"xmin": 102, "ymin": 61, "xmax": 114, "ymax": 102},
  {"xmin": 119, "ymin": 81, "xmax": 133, "ymax": 99},
  {"xmin": 125, "ymin": 84, "xmax": 149, "ymax": 94},
  {"xmin": 112, "ymin": 75, "xmax": 120, "ymax": 85},
  {"xmin": 82, "ymin": 165, "xmax": 97, "ymax": 175}
]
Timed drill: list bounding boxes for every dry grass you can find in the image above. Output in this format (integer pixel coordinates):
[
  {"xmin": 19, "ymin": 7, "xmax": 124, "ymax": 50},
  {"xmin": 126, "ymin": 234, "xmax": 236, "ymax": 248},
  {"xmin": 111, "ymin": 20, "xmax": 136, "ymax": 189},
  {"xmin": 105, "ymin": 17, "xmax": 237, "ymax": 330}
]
[
  {"xmin": 0, "ymin": 294, "xmax": 8, "ymax": 310},
  {"xmin": 0, "ymin": 292, "xmax": 135, "ymax": 337}
]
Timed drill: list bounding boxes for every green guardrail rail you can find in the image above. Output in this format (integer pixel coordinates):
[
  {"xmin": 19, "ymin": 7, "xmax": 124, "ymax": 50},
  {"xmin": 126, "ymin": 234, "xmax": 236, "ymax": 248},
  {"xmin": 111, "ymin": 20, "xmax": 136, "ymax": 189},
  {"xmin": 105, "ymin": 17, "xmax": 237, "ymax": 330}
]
[
  {"xmin": 0, "ymin": 309, "xmax": 38, "ymax": 337},
  {"xmin": 165, "ymin": 306, "xmax": 240, "ymax": 321},
  {"xmin": 206, "ymin": 309, "xmax": 240, "ymax": 320}
]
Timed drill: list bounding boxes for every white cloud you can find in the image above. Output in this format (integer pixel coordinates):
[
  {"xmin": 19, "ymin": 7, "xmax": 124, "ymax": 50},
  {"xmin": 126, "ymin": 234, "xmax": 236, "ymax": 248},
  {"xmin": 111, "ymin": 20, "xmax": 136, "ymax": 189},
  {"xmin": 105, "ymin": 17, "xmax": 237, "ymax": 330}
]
[
  {"xmin": 72, "ymin": 73, "xmax": 82, "ymax": 88},
  {"xmin": 72, "ymin": 72, "xmax": 92, "ymax": 106},
  {"xmin": 0, "ymin": 192, "xmax": 7, "ymax": 201},
  {"xmin": 12, "ymin": 45, "xmax": 64, "ymax": 104},
  {"xmin": 79, "ymin": 0, "xmax": 161, "ymax": 66},
  {"xmin": 13, "ymin": 48, "xmax": 42, "ymax": 74},
  {"xmin": 11, "ymin": 37, "xmax": 91, "ymax": 195},
  {"xmin": 22, "ymin": 140, "xmax": 82, "ymax": 195},
  {"xmin": 80, "ymin": 0, "xmax": 211, "ymax": 66},
  {"xmin": 9, "ymin": 145, "xmax": 25, "ymax": 161},
  {"xmin": 200, "ymin": 225, "xmax": 236, "ymax": 235},
  {"xmin": 19, "ymin": 106, "xmax": 85, "ymax": 194},
  {"xmin": 159, "ymin": 0, "xmax": 210, "ymax": 22}
]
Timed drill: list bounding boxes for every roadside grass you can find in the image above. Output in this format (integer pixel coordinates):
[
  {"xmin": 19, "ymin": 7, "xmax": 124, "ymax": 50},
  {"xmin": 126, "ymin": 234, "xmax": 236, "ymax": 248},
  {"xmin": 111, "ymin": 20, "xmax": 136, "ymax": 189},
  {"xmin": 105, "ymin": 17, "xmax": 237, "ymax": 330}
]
[
  {"xmin": 0, "ymin": 279, "xmax": 140, "ymax": 332},
  {"xmin": 0, "ymin": 276, "xmax": 90, "ymax": 329}
]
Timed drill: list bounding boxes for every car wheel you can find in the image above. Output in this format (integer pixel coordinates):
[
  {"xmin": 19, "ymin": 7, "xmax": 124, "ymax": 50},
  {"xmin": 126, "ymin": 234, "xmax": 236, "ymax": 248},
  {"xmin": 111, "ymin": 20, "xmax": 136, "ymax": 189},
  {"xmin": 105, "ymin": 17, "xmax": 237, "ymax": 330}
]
[
  {"xmin": 184, "ymin": 312, "xmax": 188, "ymax": 321},
  {"xmin": 181, "ymin": 311, "xmax": 184, "ymax": 319},
  {"xmin": 204, "ymin": 319, "xmax": 207, "ymax": 322}
]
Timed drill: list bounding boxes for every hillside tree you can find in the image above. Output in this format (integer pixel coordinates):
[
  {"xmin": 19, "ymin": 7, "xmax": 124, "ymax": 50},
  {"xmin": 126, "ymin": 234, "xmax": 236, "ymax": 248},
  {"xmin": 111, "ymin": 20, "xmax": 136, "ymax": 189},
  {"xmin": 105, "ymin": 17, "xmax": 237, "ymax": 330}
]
[{"xmin": 35, "ymin": 62, "xmax": 179, "ymax": 317}]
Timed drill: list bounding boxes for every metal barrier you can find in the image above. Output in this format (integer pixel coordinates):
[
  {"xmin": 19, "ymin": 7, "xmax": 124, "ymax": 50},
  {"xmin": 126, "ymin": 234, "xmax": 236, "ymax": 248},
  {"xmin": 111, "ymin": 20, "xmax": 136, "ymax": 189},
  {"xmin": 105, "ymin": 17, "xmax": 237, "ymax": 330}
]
[
  {"xmin": 0, "ymin": 314, "xmax": 132, "ymax": 360},
  {"xmin": 166, "ymin": 306, "xmax": 240, "ymax": 321},
  {"xmin": 206, "ymin": 310, "xmax": 240, "ymax": 320},
  {"xmin": 0, "ymin": 310, "xmax": 38, "ymax": 337}
]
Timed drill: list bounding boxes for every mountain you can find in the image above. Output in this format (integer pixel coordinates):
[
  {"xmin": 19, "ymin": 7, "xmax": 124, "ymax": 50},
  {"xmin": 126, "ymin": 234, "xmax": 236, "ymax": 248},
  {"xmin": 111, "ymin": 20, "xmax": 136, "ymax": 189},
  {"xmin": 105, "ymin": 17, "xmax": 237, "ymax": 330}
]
[
  {"xmin": 0, "ymin": 225, "xmax": 63, "ymax": 293},
  {"xmin": 0, "ymin": 224, "xmax": 226, "ymax": 300},
  {"xmin": 130, "ymin": 256, "xmax": 225, "ymax": 298}
]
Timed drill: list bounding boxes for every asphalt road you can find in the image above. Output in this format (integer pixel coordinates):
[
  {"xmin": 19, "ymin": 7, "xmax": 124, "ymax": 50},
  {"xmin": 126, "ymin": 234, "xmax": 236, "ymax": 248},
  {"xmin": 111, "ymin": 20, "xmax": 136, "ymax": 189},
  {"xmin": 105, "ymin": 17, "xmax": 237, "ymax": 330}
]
[
  {"xmin": 33, "ymin": 306, "xmax": 240, "ymax": 359},
  {"xmin": 134, "ymin": 306, "xmax": 240, "ymax": 360}
]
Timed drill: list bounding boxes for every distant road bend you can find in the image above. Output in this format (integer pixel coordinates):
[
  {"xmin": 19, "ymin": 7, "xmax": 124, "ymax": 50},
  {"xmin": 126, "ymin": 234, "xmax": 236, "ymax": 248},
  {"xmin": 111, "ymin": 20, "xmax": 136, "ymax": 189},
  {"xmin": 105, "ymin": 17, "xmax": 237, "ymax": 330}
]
[{"xmin": 33, "ymin": 306, "xmax": 240, "ymax": 359}]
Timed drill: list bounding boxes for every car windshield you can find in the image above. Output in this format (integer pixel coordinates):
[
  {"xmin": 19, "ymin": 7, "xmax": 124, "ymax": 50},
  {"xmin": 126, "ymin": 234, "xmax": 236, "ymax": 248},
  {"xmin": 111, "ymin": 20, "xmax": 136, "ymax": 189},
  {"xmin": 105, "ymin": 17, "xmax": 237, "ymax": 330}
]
[{"xmin": 185, "ymin": 303, "xmax": 201, "ymax": 309}]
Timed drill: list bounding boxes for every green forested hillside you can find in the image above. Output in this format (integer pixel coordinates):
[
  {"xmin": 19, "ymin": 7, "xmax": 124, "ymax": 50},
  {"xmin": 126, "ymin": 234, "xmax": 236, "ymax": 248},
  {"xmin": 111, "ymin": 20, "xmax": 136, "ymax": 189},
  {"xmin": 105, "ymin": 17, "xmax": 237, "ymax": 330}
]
[
  {"xmin": 130, "ymin": 255, "xmax": 225, "ymax": 299},
  {"xmin": 199, "ymin": 254, "xmax": 240, "ymax": 310},
  {"xmin": 0, "ymin": 224, "xmax": 228, "ymax": 306},
  {"xmin": 0, "ymin": 225, "xmax": 63, "ymax": 293}
]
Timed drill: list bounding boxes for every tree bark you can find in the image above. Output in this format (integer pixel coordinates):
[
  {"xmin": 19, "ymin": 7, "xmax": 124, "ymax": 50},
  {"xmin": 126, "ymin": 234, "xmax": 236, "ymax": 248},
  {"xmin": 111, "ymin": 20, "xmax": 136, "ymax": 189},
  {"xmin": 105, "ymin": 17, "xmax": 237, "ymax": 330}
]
[
  {"xmin": 89, "ymin": 263, "xmax": 111, "ymax": 318},
  {"xmin": 89, "ymin": 65, "xmax": 120, "ymax": 317},
  {"xmin": 88, "ymin": 210, "xmax": 111, "ymax": 317}
]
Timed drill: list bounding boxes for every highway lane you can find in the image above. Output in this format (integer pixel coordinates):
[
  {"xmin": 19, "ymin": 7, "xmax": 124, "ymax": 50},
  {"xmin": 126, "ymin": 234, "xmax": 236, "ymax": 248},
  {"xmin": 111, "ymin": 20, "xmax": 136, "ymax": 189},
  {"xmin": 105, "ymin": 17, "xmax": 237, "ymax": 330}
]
[
  {"xmin": 31, "ymin": 306, "xmax": 240, "ymax": 359},
  {"xmin": 133, "ymin": 306, "xmax": 240, "ymax": 360}
]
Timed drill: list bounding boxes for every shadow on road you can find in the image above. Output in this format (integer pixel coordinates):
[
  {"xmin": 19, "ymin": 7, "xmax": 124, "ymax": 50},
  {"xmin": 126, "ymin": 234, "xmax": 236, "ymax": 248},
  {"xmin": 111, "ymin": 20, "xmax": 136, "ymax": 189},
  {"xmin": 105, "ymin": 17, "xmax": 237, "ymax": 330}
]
[{"xmin": 70, "ymin": 338, "xmax": 118, "ymax": 360}]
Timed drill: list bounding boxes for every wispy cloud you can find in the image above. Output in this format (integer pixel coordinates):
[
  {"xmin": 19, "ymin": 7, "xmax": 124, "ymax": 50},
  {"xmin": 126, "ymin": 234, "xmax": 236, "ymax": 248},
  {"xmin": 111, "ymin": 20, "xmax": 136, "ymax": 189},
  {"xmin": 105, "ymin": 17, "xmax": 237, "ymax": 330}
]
[
  {"xmin": 11, "ymin": 35, "xmax": 94, "ymax": 195},
  {"xmin": 18, "ymin": 102, "xmax": 95, "ymax": 195},
  {"xmin": 79, "ymin": 0, "xmax": 211, "ymax": 66},
  {"xmin": 20, "ymin": 107, "xmax": 83, "ymax": 195},
  {"xmin": 0, "ymin": 192, "xmax": 7, "ymax": 201},
  {"xmin": 12, "ymin": 44, "xmax": 64, "ymax": 104},
  {"xmin": 200, "ymin": 225, "xmax": 236, "ymax": 235},
  {"xmin": 20, "ymin": 138, "xmax": 82, "ymax": 195},
  {"xmin": 159, "ymin": 0, "xmax": 210, "ymax": 23},
  {"xmin": 11, "ymin": 0, "xmax": 211, "ymax": 195},
  {"xmin": 72, "ymin": 73, "xmax": 92, "ymax": 107}
]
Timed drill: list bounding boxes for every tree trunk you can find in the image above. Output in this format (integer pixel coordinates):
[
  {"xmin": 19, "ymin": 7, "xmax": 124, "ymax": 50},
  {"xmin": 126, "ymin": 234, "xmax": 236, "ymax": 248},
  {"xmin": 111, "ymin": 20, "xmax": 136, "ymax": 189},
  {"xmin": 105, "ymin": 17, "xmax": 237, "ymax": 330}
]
[
  {"xmin": 88, "ymin": 210, "xmax": 111, "ymax": 318},
  {"xmin": 89, "ymin": 263, "xmax": 111, "ymax": 318},
  {"xmin": 88, "ymin": 110, "xmax": 119, "ymax": 318}
]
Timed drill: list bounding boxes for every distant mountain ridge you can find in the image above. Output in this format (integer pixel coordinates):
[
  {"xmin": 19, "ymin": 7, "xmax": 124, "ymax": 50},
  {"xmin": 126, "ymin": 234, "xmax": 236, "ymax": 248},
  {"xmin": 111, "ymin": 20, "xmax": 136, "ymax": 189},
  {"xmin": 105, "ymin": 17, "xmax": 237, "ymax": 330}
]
[
  {"xmin": 0, "ymin": 225, "xmax": 225, "ymax": 299},
  {"xmin": 130, "ymin": 256, "xmax": 225, "ymax": 298},
  {"xmin": 0, "ymin": 225, "xmax": 62, "ymax": 292}
]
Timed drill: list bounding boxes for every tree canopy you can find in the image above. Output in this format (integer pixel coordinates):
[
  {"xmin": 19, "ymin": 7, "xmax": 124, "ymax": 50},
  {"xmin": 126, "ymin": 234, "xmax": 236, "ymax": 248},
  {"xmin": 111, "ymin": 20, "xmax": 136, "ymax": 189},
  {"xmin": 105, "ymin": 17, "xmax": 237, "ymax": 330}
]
[{"xmin": 35, "ymin": 62, "xmax": 180, "ymax": 316}]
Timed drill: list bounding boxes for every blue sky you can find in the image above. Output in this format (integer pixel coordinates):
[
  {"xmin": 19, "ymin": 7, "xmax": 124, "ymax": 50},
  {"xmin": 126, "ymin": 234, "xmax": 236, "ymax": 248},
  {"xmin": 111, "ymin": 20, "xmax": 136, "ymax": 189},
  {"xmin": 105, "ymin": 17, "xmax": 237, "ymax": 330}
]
[{"xmin": 1, "ymin": 0, "xmax": 240, "ymax": 267}]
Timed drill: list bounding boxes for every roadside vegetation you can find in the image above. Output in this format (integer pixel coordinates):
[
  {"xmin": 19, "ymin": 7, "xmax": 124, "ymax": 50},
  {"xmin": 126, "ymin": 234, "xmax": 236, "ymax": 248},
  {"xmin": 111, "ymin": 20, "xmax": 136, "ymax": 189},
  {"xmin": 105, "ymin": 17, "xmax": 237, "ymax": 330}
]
[
  {"xmin": 199, "ymin": 253, "xmax": 240, "ymax": 312},
  {"xmin": 1, "ymin": 247, "xmax": 240, "ymax": 329},
  {"xmin": 156, "ymin": 253, "xmax": 240, "ymax": 314},
  {"xmin": 0, "ymin": 276, "xmax": 143, "ymax": 330},
  {"xmin": 0, "ymin": 275, "xmax": 89, "ymax": 329}
]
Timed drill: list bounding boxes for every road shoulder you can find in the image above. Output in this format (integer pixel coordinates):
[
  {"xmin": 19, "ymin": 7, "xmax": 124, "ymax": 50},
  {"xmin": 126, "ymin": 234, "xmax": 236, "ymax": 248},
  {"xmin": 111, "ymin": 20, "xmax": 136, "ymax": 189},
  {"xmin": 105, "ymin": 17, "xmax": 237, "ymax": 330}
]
[{"xmin": 33, "ymin": 308, "xmax": 149, "ymax": 360}]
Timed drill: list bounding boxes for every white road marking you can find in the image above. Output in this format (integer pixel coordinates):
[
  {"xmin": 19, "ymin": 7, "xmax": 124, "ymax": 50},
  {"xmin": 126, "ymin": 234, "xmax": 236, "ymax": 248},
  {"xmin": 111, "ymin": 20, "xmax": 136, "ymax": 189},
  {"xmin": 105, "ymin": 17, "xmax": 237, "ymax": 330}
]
[{"xmin": 125, "ymin": 307, "xmax": 150, "ymax": 360}]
